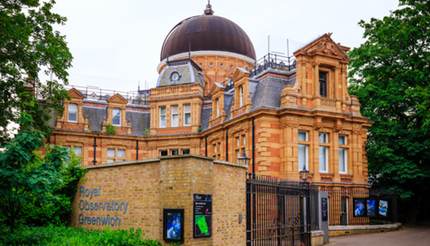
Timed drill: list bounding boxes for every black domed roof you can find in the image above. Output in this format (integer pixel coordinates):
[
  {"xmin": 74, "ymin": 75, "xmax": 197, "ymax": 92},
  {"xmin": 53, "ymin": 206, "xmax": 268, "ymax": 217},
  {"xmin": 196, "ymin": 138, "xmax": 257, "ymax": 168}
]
[{"xmin": 160, "ymin": 5, "xmax": 256, "ymax": 61}]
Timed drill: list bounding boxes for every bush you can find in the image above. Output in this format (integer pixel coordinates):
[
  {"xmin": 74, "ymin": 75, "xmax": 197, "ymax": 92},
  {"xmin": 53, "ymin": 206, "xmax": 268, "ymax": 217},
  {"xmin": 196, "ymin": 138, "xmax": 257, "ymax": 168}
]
[{"xmin": 2, "ymin": 226, "xmax": 161, "ymax": 246}]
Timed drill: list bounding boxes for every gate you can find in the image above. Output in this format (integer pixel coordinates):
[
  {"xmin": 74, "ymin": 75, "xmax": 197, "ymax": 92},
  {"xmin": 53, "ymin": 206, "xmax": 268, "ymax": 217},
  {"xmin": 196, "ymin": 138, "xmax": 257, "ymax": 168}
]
[{"xmin": 246, "ymin": 175, "xmax": 315, "ymax": 246}]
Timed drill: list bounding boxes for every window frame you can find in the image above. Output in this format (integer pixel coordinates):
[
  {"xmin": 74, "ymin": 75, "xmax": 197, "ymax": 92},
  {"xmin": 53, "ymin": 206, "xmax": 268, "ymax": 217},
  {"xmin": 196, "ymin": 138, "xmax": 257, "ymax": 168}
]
[
  {"xmin": 159, "ymin": 106, "xmax": 166, "ymax": 128},
  {"xmin": 298, "ymin": 130, "xmax": 310, "ymax": 171},
  {"xmin": 239, "ymin": 85, "xmax": 244, "ymax": 107},
  {"xmin": 111, "ymin": 108, "xmax": 121, "ymax": 126},
  {"xmin": 319, "ymin": 132, "xmax": 330, "ymax": 173},
  {"xmin": 106, "ymin": 147, "xmax": 127, "ymax": 163},
  {"xmin": 170, "ymin": 105, "xmax": 179, "ymax": 127},
  {"xmin": 319, "ymin": 71, "xmax": 328, "ymax": 97},
  {"xmin": 68, "ymin": 103, "xmax": 78, "ymax": 123},
  {"xmin": 338, "ymin": 135, "xmax": 349, "ymax": 174},
  {"xmin": 183, "ymin": 104, "xmax": 191, "ymax": 126}
]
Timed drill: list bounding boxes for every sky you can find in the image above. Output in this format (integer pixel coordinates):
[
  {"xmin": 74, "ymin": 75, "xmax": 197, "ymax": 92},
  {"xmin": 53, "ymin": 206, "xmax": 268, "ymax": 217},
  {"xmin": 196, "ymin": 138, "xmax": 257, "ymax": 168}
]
[{"xmin": 53, "ymin": 0, "xmax": 399, "ymax": 92}]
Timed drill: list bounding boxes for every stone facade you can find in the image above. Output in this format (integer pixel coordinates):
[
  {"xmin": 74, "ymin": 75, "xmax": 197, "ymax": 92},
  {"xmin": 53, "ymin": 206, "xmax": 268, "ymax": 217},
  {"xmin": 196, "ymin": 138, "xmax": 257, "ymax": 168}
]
[{"xmin": 72, "ymin": 156, "xmax": 247, "ymax": 245}]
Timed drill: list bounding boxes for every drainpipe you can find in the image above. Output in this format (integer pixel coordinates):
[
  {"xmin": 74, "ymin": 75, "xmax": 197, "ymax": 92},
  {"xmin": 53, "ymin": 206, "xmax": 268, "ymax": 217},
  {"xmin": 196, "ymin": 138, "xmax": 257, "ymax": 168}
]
[
  {"xmin": 135, "ymin": 140, "xmax": 139, "ymax": 160},
  {"xmin": 225, "ymin": 128, "xmax": 229, "ymax": 162},
  {"xmin": 92, "ymin": 136, "xmax": 97, "ymax": 165},
  {"xmin": 252, "ymin": 118, "xmax": 256, "ymax": 178}
]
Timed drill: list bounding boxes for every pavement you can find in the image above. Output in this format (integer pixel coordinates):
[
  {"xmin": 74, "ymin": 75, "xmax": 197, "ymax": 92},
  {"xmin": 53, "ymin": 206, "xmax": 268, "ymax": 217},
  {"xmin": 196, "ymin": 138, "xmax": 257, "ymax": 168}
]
[{"xmin": 327, "ymin": 227, "xmax": 430, "ymax": 246}]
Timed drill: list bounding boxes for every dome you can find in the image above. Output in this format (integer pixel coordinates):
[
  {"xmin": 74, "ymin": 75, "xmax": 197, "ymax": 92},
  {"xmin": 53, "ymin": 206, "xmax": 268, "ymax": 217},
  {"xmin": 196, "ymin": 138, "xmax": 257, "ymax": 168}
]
[{"xmin": 160, "ymin": 4, "xmax": 256, "ymax": 61}]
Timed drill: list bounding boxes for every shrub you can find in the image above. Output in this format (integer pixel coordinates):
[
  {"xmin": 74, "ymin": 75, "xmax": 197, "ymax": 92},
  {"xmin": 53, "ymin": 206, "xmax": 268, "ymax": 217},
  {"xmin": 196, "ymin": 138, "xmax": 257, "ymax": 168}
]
[
  {"xmin": 106, "ymin": 124, "xmax": 116, "ymax": 135},
  {"xmin": 2, "ymin": 226, "xmax": 161, "ymax": 246}
]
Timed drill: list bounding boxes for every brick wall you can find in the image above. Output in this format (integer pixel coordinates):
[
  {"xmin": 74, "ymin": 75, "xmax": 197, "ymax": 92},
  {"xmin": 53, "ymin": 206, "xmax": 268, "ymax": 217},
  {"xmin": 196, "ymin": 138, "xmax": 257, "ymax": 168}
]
[{"xmin": 72, "ymin": 155, "xmax": 247, "ymax": 245}]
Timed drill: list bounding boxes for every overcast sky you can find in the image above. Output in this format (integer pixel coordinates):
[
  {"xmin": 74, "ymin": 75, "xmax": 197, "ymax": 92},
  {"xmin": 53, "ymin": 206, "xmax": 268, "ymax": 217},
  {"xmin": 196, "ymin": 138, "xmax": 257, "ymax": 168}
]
[{"xmin": 53, "ymin": 0, "xmax": 399, "ymax": 92}]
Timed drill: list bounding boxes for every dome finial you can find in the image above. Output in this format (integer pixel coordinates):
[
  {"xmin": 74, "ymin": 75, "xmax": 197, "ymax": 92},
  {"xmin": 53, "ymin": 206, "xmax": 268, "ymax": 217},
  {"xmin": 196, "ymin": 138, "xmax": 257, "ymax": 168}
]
[{"xmin": 204, "ymin": 0, "xmax": 214, "ymax": 15}]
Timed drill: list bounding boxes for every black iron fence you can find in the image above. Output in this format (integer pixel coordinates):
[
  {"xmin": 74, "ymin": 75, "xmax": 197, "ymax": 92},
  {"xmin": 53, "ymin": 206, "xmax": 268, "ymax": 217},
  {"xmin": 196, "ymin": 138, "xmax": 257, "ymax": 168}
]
[
  {"xmin": 246, "ymin": 175, "xmax": 318, "ymax": 246},
  {"xmin": 316, "ymin": 184, "xmax": 398, "ymax": 226}
]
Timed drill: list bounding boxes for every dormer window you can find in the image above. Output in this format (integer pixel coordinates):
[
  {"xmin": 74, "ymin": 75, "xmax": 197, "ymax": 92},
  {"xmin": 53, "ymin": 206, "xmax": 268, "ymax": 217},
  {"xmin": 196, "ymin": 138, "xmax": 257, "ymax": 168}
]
[
  {"xmin": 319, "ymin": 71, "xmax": 328, "ymax": 97},
  {"xmin": 183, "ymin": 104, "xmax": 191, "ymax": 126},
  {"xmin": 68, "ymin": 104, "xmax": 78, "ymax": 122},
  {"xmin": 239, "ymin": 85, "xmax": 244, "ymax": 107},
  {"xmin": 112, "ymin": 108, "xmax": 121, "ymax": 126},
  {"xmin": 171, "ymin": 105, "xmax": 179, "ymax": 127}
]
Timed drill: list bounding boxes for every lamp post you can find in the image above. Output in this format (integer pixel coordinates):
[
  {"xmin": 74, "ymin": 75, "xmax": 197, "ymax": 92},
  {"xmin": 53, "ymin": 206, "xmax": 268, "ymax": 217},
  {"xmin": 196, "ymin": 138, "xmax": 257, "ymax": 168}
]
[{"xmin": 299, "ymin": 169, "xmax": 309, "ymax": 189}]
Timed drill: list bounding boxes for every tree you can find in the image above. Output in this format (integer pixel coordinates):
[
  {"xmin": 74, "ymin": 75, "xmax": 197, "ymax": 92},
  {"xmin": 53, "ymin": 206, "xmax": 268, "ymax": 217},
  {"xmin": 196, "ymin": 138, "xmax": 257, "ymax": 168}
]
[
  {"xmin": 0, "ymin": 0, "xmax": 72, "ymax": 145},
  {"xmin": 348, "ymin": 0, "xmax": 430, "ymax": 221},
  {"xmin": 0, "ymin": 114, "xmax": 85, "ymax": 230}
]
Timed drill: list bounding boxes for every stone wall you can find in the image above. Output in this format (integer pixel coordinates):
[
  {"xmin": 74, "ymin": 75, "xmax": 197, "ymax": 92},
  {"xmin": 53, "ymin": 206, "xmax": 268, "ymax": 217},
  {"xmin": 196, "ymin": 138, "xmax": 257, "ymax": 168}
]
[{"xmin": 71, "ymin": 155, "xmax": 247, "ymax": 245}]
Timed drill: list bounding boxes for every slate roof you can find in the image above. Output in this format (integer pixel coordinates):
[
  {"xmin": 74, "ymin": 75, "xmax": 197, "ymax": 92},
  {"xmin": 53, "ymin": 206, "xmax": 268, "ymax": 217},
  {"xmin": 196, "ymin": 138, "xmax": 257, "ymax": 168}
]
[
  {"xmin": 251, "ymin": 76, "xmax": 294, "ymax": 110},
  {"xmin": 126, "ymin": 111, "xmax": 150, "ymax": 136},
  {"xmin": 157, "ymin": 60, "xmax": 204, "ymax": 87},
  {"xmin": 224, "ymin": 93, "xmax": 233, "ymax": 120},
  {"xmin": 200, "ymin": 107, "xmax": 212, "ymax": 130},
  {"xmin": 82, "ymin": 106, "xmax": 107, "ymax": 133}
]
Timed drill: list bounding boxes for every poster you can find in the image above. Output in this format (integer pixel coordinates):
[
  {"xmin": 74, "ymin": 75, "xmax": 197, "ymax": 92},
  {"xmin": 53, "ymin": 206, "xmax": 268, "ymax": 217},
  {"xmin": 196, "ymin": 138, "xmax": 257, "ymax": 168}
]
[
  {"xmin": 367, "ymin": 199, "xmax": 377, "ymax": 217},
  {"xmin": 163, "ymin": 209, "xmax": 184, "ymax": 242},
  {"xmin": 379, "ymin": 200, "xmax": 388, "ymax": 217},
  {"xmin": 193, "ymin": 194, "xmax": 212, "ymax": 238},
  {"xmin": 353, "ymin": 198, "xmax": 366, "ymax": 217},
  {"xmin": 321, "ymin": 197, "xmax": 328, "ymax": 222}
]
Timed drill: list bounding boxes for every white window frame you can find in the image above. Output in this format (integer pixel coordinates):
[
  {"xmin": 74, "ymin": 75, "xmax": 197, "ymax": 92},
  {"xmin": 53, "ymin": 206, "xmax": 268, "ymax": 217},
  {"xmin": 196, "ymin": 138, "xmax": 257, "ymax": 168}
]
[
  {"xmin": 339, "ymin": 148, "xmax": 348, "ymax": 174},
  {"xmin": 68, "ymin": 104, "xmax": 78, "ymax": 123},
  {"xmin": 170, "ymin": 105, "xmax": 179, "ymax": 127},
  {"xmin": 338, "ymin": 135, "xmax": 348, "ymax": 174},
  {"xmin": 183, "ymin": 104, "xmax": 191, "ymax": 126},
  {"xmin": 159, "ymin": 106, "xmax": 166, "ymax": 128},
  {"xmin": 319, "ymin": 132, "xmax": 329, "ymax": 173},
  {"xmin": 112, "ymin": 108, "xmax": 121, "ymax": 126},
  {"xmin": 298, "ymin": 144, "xmax": 309, "ymax": 171}
]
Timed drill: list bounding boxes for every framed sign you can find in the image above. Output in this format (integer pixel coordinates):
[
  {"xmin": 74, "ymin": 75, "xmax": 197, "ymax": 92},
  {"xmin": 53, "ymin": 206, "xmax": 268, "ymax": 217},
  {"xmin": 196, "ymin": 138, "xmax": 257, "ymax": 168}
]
[
  {"xmin": 321, "ymin": 197, "xmax": 328, "ymax": 222},
  {"xmin": 379, "ymin": 200, "xmax": 388, "ymax": 217},
  {"xmin": 163, "ymin": 209, "xmax": 184, "ymax": 243},
  {"xmin": 193, "ymin": 194, "xmax": 212, "ymax": 238},
  {"xmin": 353, "ymin": 198, "xmax": 367, "ymax": 217},
  {"xmin": 367, "ymin": 198, "xmax": 377, "ymax": 217}
]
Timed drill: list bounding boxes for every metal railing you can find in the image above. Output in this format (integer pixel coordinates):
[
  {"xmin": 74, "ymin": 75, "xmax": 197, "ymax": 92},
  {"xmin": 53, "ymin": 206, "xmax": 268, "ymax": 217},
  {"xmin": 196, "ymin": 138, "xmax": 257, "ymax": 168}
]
[
  {"xmin": 250, "ymin": 53, "xmax": 296, "ymax": 77},
  {"xmin": 66, "ymin": 85, "xmax": 150, "ymax": 106}
]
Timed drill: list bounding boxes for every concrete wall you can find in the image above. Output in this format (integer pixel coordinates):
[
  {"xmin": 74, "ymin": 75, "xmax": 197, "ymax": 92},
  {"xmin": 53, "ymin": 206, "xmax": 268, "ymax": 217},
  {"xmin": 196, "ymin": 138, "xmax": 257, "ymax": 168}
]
[{"xmin": 71, "ymin": 155, "xmax": 247, "ymax": 245}]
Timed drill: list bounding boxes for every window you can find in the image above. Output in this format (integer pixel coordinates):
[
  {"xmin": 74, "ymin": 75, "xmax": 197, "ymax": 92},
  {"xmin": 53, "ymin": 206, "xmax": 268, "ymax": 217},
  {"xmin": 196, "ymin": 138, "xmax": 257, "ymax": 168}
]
[
  {"xmin": 339, "ymin": 135, "xmax": 348, "ymax": 174},
  {"xmin": 239, "ymin": 85, "xmax": 244, "ymax": 107},
  {"xmin": 66, "ymin": 145, "xmax": 82, "ymax": 158},
  {"xmin": 212, "ymin": 142, "xmax": 221, "ymax": 159},
  {"xmin": 235, "ymin": 134, "xmax": 246, "ymax": 162},
  {"xmin": 215, "ymin": 98, "xmax": 220, "ymax": 117},
  {"xmin": 319, "ymin": 71, "xmax": 328, "ymax": 97},
  {"xmin": 171, "ymin": 149, "xmax": 179, "ymax": 156},
  {"xmin": 171, "ymin": 105, "xmax": 179, "ymax": 127},
  {"xmin": 319, "ymin": 132, "xmax": 329, "ymax": 173},
  {"xmin": 112, "ymin": 108, "xmax": 121, "ymax": 126},
  {"xmin": 68, "ymin": 104, "xmax": 78, "ymax": 122},
  {"xmin": 182, "ymin": 149, "xmax": 190, "ymax": 155},
  {"xmin": 106, "ymin": 147, "xmax": 126, "ymax": 163},
  {"xmin": 159, "ymin": 106, "xmax": 166, "ymax": 128},
  {"xmin": 183, "ymin": 104, "xmax": 191, "ymax": 126},
  {"xmin": 160, "ymin": 149, "xmax": 168, "ymax": 157},
  {"xmin": 298, "ymin": 131, "xmax": 309, "ymax": 171}
]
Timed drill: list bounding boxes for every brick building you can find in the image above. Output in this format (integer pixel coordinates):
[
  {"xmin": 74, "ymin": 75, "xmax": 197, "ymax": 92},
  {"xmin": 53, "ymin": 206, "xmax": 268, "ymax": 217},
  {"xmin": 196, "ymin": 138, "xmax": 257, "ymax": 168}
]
[{"xmin": 53, "ymin": 3, "xmax": 371, "ymax": 226}]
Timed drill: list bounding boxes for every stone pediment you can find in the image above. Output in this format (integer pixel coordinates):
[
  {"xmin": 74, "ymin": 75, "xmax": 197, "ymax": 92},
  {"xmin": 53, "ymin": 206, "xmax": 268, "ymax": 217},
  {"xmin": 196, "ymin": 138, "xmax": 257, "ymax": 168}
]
[
  {"xmin": 232, "ymin": 67, "xmax": 249, "ymax": 81},
  {"xmin": 68, "ymin": 88, "xmax": 84, "ymax": 99},
  {"xmin": 108, "ymin": 93, "xmax": 128, "ymax": 104},
  {"xmin": 294, "ymin": 33, "xmax": 349, "ymax": 62}
]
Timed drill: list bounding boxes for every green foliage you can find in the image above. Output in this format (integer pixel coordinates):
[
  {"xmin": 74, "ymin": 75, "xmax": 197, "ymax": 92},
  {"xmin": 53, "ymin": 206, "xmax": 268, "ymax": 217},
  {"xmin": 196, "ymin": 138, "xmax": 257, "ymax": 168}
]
[
  {"xmin": 0, "ymin": 0, "xmax": 72, "ymax": 145},
  {"xmin": 348, "ymin": 0, "xmax": 430, "ymax": 200},
  {"xmin": 1, "ymin": 226, "xmax": 161, "ymax": 246},
  {"xmin": 106, "ymin": 124, "xmax": 117, "ymax": 135},
  {"xmin": 0, "ymin": 124, "xmax": 85, "ymax": 230}
]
